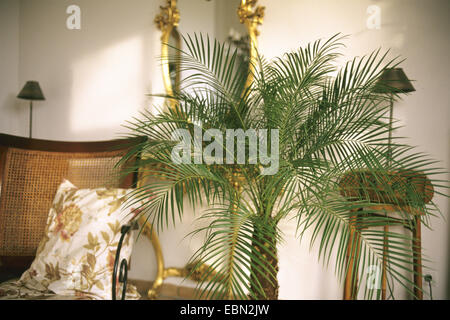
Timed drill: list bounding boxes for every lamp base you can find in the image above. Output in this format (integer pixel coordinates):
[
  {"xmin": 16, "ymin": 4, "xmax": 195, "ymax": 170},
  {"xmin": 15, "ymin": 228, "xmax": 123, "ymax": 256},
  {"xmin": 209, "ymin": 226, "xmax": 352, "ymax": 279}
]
[{"xmin": 29, "ymin": 100, "xmax": 33, "ymax": 139}]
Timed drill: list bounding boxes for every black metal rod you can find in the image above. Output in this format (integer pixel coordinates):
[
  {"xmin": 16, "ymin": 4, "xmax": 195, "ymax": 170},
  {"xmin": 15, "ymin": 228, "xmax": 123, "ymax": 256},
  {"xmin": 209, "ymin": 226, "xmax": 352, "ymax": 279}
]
[
  {"xmin": 29, "ymin": 100, "xmax": 33, "ymax": 139},
  {"xmin": 112, "ymin": 224, "xmax": 131, "ymax": 300},
  {"xmin": 387, "ymin": 94, "xmax": 394, "ymax": 167},
  {"xmin": 428, "ymin": 281, "xmax": 433, "ymax": 300},
  {"xmin": 119, "ymin": 259, "xmax": 128, "ymax": 300}
]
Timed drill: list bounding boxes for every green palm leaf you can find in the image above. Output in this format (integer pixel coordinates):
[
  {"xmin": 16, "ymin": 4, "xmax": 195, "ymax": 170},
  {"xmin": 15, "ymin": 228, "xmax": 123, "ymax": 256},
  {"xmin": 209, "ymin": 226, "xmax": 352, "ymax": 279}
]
[{"xmin": 119, "ymin": 33, "xmax": 448, "ymax": 300}]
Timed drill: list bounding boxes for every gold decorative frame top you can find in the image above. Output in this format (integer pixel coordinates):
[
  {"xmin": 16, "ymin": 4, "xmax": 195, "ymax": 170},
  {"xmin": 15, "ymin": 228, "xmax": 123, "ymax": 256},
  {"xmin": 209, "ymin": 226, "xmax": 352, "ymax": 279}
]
[
  {"xmin": 154, "ymin": 0, "xmax": 180, "ymax": 32},
  {"xmin": 237, "ymin": 0, "xmax": 265, "ymax": 89},
  {"xmin": 155, "ymin": 0, "xmax": 181, "ymax": 110}
]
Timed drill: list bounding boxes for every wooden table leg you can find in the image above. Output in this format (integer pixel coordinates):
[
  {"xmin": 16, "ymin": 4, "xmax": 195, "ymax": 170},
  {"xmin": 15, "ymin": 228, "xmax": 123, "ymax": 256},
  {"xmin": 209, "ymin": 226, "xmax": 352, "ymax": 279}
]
[
  {"xmin": 381, "ymin": 225, "xmax": 388, "ymax": 299},
  {"xmin": 343, "ymin": 228, "xmax": 354, "ymax": 299},
  {"xmin": 344, "ymin": 212, "xmax": 360, "ymax": 300},
  {"xmin": 412, "ymin": 215, "xmax": 423, "ymax": 300}
]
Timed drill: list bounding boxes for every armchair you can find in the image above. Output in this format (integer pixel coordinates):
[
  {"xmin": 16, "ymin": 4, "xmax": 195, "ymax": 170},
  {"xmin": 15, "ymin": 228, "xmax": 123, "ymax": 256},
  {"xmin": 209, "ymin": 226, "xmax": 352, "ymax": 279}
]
[{"xmin": 0, "ymin": 133, "xmax": 143, "ymax": 298}]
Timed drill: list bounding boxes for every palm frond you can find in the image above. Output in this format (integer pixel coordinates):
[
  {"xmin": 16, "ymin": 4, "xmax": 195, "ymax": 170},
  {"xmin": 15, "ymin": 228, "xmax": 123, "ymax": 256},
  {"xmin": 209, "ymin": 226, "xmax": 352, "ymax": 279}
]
[{"xmin": 120, "ymin": 33, "xmax": 449, "ymax": 300}]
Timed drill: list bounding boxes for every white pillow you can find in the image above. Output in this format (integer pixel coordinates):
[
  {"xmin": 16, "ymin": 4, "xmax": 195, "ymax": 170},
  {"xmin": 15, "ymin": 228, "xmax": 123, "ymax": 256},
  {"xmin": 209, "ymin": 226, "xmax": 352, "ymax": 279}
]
[{"xmin": 19, "ymin": 179, "xmax": 140, "ymax": 300}]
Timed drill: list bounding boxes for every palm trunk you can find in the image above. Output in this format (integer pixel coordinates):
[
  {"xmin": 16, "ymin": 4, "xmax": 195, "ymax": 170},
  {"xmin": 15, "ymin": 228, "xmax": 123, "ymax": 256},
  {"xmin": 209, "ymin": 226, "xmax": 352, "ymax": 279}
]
[{"xmin": 250, "ymin": 219, "xmax": 279, "ymax": 300}]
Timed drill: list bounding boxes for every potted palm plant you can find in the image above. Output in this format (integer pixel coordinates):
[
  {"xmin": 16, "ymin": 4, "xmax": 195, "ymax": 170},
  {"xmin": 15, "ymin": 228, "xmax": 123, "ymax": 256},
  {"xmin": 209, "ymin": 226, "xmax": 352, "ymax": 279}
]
[{"xmin": 121, "ymin": 34, "xmax": 445, "ymax": 300}]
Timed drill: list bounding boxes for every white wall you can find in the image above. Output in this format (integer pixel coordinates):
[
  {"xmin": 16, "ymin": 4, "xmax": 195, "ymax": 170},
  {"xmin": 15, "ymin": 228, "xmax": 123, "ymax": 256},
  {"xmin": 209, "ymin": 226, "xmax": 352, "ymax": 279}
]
[
  {"xmin": 0, "ymin": 0, "xmax": 22, "ymax": 136},
  {"xmin": 258, "ymin": 0, "xmax": 450, "ymax": 299}
]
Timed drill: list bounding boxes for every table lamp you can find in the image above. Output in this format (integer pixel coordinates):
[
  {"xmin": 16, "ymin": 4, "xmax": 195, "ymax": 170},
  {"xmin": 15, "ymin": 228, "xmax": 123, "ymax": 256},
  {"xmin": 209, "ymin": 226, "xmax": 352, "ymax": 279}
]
[
  {"xmin": 374, "ymin": 68, "xmax": 415, "ymax": 163},
  {"xmin": 17, "ymin": 81, "xmax": 45, "ymax": 138},
  {"xmin": 373, "ymin": 68, "xmax": 415, "ymax": 299}
]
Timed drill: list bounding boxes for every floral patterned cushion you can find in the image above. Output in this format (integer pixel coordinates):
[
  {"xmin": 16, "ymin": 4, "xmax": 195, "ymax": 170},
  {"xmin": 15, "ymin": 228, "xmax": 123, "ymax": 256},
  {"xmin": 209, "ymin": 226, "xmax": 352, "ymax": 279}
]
[
  {"xmin": 0, "ymin": 278, "xmax": 92, "ymax": 300},
  {"xmin": 2, "ymin": 179, "xmax": 141, "ymax": 300}
]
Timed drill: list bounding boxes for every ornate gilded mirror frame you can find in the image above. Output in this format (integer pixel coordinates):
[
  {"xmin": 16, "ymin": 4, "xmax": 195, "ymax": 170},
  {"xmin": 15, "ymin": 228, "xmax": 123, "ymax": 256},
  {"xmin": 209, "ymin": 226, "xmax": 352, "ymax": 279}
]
[
  {"xmin": 155, "ymin": 0, "xmax": 181, "ymax": 110},
  {"xmin": 237, "ymin": 0, "xmax": 265, "ymax": 89},
  {"xmin": 141, "ymin": 0, "xmax": 265, "ymax": 300}
]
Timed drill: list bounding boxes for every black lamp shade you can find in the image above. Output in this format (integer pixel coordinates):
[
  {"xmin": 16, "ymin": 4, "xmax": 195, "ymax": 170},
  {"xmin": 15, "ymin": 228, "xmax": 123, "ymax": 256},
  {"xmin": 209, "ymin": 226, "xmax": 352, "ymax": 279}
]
[
  {"xmin": 17, "ymin": 81, "xmax": 45, "ymax": 101},
  {"xmin": 374, "ymin": 68, "xmax": 416, "ymax": 94}
]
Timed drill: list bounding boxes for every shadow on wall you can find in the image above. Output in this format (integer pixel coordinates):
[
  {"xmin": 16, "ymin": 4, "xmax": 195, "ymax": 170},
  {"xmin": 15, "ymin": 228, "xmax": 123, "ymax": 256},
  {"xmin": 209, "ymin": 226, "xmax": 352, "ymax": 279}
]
[
  {"xmin": 69, "ymin": 35, "xmax": 149, "ymax": 140},
  {"xmin": 19, "ymin": 0, "xmax": 158, "ymax": 141}
]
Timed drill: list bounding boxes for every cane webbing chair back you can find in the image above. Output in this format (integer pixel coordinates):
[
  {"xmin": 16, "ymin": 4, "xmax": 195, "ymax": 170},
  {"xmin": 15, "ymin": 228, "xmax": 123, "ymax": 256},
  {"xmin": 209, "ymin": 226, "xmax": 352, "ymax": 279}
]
[{"xmin": 0, "ymin": 134, "xmax": 141, "ymax": 261}]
